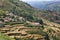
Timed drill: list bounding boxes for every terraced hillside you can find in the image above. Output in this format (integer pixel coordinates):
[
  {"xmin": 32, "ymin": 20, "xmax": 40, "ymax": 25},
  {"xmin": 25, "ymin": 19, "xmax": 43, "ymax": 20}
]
[
  {"xmin": 0, "ymin": 32, "xmax": 15, "ymax": 40},
  {"xmin": 42, "ymin": 18, "xmax": 60, "ymax": 40},
  {"xmin": 0, "ymin": 0, "xmax": 60, "ymax": 40},
  {"xmin": 24, "ymin": 1, "xmax": 60, "ymax": 24},
  {"xmin": 0, "ymin": 24, "xmax": 48, "ymax": 40},
  {"xmin": 0, "ymin": 19, "xmax": 60, "ymax": 40}
]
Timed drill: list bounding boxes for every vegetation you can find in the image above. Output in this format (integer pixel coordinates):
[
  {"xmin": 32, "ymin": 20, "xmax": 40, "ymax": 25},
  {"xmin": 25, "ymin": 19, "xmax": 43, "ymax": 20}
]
[
  {"xmin": 27, "ymin": 28, "xmax": 49, "ymax": 40},
  {"xmin": 0, "ymin": 0, "xmax": 60, "ymax": 40},
  {"xmin": 0, "ymin": 0, "xmax": 44, "ymax": 25},
  {"xmin": 27, "ymin": 28, "xmax": 46, "ymax": 36},
  {"xmin": 14, "ymin": 37, "xmax": 34, "ymax": 40},
  {"xmin": 0, "ymin": 10, "xmax": 6, "ymax": 16},
  {"xmin": 0, "ymin": 33, "xmax": 15, "ymax": 40}
]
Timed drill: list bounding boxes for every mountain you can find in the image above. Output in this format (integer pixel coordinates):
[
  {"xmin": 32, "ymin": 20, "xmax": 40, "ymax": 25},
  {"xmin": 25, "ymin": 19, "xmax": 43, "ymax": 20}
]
[
  {"xmin": 0, "ymin": 0, "xmax": 43, "ymax": 23},
  {"xmin": 0, "ymin": 0, "xmax": 60, "ymax": 40},
  {"xmin": 25, "ymin": 1, "xmax": 53, "ymax": 10},
  {"xmin": 25, "ymin": 1, "xmax": 60, "ymax": 24},
  {"xmin": 0, "ymin": 0, "xmax": 60, "ymax": 24},
  {"xmin": 25, "ymin": 1, "xmax": 60, "ymax": 11},
  {"xmin": 45, "ymin": 1, "xmax": 60, "ymax": 11}
]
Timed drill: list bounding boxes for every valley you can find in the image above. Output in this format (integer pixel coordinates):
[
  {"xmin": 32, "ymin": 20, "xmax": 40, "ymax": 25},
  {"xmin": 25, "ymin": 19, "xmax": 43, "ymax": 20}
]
[{"xmin": 0, "ymin": 0, "xmax": 60, "ymax": 40}]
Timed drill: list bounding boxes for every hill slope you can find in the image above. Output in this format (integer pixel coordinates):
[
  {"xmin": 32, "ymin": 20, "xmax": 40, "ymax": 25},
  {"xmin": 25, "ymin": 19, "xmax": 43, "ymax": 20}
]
[
  {"xmin": 21, "ymin": 1, "xmax": 60, "ymax": 24},
  {"xmin": 0, "ymin": 0, "xmax": 60, "ymax": 40},
  {"xmin": 0, "ymin": 33, "xmax": 15, "ymax": 40},
  {"xmin": 0, "ymin": 0, "xmax": 44, "ymax": 22},
  {"xmin": 1, "ymin": 0, "xmax": 60, "ymax": 24},
  {"xmin": 26, "ymin": 1, "xmax": 60, "ymax": 11}
]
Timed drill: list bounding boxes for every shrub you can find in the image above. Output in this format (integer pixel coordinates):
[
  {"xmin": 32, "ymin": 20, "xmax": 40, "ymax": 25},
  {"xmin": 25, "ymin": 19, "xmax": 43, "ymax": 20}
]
[{"xmin": 0, "ymin": 10, "xmax": 6, "ymax": 16}]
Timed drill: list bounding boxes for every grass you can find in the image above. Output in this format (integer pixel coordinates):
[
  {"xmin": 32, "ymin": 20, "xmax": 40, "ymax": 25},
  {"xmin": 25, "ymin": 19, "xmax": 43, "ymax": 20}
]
[
  {"xmin": 26, "ymin": 28, "xmax": 47, "ymax": 36},
  {"xmin": 0, "ymin": 32, "xmax": 15, "ymax": 40},
  {"xmin": 4, "ymin": 22, "xmax": 24, "ymax": 25}
]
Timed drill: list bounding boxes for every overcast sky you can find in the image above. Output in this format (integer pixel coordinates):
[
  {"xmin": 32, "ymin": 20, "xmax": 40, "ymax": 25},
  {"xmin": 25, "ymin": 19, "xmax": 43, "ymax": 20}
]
[{"xmin": 21, "ymin": 0, "xmax": 59, "ymax": 2}]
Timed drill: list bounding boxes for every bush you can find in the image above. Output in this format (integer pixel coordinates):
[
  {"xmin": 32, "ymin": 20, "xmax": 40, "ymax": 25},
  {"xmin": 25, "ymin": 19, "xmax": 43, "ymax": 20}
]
[{"xmin": 0, "ymin": 10, "xmax": 6, "ymax": 16}]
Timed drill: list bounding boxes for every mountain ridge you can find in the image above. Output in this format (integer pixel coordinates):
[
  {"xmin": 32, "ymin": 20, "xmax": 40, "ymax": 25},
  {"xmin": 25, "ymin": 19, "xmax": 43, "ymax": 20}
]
[
  {"xmin": 0, "ymin": 0, "xmax": 60, "ymax": 40},
  {"xmin": 25, "ymin": 1, "xmax": 60, "ymax": 10}
]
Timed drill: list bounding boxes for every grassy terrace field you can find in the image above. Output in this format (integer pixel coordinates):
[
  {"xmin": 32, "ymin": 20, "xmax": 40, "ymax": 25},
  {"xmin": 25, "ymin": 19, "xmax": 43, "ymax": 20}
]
[
  {"xmin": 0, "ymin": 24, "xmax": 47, "ymax": 40},
  {"xmin": 0, "ymin": 32, "xmax": 15, "ymax": 40},
  {"xmin": 0, "ymin": 0, "xmax": 60, "ymax": 40}
]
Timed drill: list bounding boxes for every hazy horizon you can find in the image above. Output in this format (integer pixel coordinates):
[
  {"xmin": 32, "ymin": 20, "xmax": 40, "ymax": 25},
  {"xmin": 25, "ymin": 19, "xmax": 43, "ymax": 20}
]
[{"xmin": 21, "ymin": 0, "xmax": 60, "ymax": 2}]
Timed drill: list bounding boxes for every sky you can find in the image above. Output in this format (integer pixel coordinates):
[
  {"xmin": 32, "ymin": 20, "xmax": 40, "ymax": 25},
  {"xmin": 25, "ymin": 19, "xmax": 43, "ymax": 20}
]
[{"xmin": 21, "ymin": 0, "xmax": 59, "ymax": 2}]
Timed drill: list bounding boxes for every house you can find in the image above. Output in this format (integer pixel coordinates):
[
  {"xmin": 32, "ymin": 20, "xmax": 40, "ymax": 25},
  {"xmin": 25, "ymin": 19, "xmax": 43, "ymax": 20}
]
[
  {"xmin": 6, "ymin": 13, "xmax": 14, "ymax": 17},
  {"xmin": 14, "ymin": 15, "xmax": 18, "ymax": 18},
  {"xmin": 18, "ymin": 17, "xmax": 25, "ymax": 23},
  {"xmin": 4, "ymin": 17, "xmax": 12, "ymax": 22}
]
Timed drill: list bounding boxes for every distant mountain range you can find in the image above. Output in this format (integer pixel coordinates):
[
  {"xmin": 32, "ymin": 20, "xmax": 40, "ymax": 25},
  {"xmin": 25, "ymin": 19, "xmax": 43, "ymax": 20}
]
[
  {"xmin": 25, "ymin": 1, "xmax": 60, "ymax": 11},
  {"xmin": 0, "ymin": 0, "xmax": 60, "ymax": 24},
  {"xmin": 23, "ymin": 1, "xmax": 60, "ymax": 24},
  {"xmin": 0, "ymin": 0, "xmax": 60, "ymax": 40}
]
